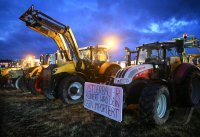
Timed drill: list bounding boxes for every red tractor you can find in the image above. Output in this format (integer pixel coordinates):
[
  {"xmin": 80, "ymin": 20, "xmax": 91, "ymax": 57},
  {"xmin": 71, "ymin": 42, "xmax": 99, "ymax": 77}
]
[{"xmin": 114, "ymin": 39, "xmax": 200, "ymax": 125}]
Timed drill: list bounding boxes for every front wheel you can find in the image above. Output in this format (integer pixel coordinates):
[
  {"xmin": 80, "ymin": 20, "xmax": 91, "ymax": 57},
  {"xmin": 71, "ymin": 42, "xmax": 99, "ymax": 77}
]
[
  {"xmin": 139, "ymin": 84, "xmax": 170, "ymax": 125},
  {"xmin": 58, "ymin": 75, "xmax": 85, "ymax": 104}
]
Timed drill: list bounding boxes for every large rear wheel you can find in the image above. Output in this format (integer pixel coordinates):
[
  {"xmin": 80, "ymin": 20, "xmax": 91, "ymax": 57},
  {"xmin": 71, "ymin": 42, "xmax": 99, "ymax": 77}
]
[
  {"xmin": 139, "ymin": 84, "xmax": 170, "ymax": 125},
  {"xmin": 176, "ymin": 70, "xmax": 200, "ymax": 107},
  {"xmin": 170, "ymin": 70, "xmax": 200, "ymax": 124},
  {"xmin": 58, "ymin": 75, "xmax": 84, "ymax": 104},
  {"xmin": 168, "ymin": 107, "xmax": 194, "ymax": 125}
]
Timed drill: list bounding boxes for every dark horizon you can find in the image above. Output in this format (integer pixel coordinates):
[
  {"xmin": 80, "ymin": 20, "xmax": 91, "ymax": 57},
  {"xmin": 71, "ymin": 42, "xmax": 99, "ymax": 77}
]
[{"xmin": 0, "ymin": 0, "xmax": 200, "ymax": 61}]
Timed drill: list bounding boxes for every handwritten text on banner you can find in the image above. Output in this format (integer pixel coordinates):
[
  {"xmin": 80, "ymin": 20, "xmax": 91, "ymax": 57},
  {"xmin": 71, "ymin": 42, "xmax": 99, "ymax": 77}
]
[{"xmin": 84, "ymin": 82, "xmax": 123, "ymax": 122}]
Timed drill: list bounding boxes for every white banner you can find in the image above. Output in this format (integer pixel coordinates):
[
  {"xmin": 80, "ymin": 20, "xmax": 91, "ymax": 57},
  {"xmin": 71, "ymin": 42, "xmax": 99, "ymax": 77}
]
[{"xmin": 84, "ymin": 82, "xmax": 123, "ymax": 122}]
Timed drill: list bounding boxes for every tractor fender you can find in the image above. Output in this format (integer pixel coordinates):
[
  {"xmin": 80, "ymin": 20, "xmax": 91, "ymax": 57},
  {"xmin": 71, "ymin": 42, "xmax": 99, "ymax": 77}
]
[
  {"xmin": 174, "ymin": 63, "xmax": 199, "ymax": 83},
  {"xmin": 98, "ymin": 62, "xmax": 121, "ymax": 75},
  {"xmin": 29, "ymin": 66, "xmax": 43, "ymax": 78},
  {"xmin": 72, "ymin": 72, "xmax": 88, "ymax": 81},
  {"xmin": 24, "ymin": 66, "xmax": 38, "ymax": 77}
]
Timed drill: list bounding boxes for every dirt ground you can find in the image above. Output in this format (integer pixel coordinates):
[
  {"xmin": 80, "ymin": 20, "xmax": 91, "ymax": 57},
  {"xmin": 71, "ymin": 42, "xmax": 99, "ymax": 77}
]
[{"xmin": 0, "ymin": 88, "xmax": 200, "ymax": 137}]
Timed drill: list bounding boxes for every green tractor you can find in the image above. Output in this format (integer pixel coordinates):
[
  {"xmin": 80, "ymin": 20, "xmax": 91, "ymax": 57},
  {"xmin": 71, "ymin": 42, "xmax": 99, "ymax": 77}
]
[{"xmin": 0, "ymin": 60, "xmax": 22, "ymax": 88}]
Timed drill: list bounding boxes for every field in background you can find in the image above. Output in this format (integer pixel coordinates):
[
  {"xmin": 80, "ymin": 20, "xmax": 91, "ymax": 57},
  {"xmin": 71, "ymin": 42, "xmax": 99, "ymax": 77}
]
[{"xmin": 0, "ymin": 88, "xmax": 200, "ymax": 137}]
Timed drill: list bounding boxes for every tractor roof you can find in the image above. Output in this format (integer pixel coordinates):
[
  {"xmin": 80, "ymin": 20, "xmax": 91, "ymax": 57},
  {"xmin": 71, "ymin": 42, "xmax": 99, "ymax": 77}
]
[{"xmin": 79, "ymin": 45, "xmax": 108, "ymax": 51}]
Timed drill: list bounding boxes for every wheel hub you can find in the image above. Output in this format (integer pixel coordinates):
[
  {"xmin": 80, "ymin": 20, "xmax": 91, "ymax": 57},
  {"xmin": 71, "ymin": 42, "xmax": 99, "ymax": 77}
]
[{"xmin": 68, "ymin": 82, "xmax": 83, "ymax": 100}]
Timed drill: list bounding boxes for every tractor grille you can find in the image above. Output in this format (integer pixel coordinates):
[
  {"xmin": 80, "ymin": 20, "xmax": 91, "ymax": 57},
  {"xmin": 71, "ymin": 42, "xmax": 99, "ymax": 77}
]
[
  {"xmin": 116, "ymin": 69, "xmax": 124, "ymax": 78},
  {"xmin": 116, "ymin": 67, "xmax": 130, "ymax": 78}
]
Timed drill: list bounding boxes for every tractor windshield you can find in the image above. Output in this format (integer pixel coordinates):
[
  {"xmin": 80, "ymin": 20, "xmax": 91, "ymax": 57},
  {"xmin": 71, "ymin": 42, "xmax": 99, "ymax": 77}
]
[
  {"xmin": 166, "ymin": 47, "xmax": 179, "ymax": 57},
  {"xmin": 79, "ymin": 48, "xmax": 109, "ymax": 63},
  {"xmin": 94, "ymin": 49, "xmax": 108, "ymax": 62},
  {"xmin": 137, "ymin": 46, "xmax": 163, "ymax": 64}
]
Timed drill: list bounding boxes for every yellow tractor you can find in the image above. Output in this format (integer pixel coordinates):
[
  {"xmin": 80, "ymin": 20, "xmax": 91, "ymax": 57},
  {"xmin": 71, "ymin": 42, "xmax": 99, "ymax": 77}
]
[
  {"xmin": 17, "ymin": 53, "xmax": 53, "ymax": 93},
  {"xmin": 20, "ymin": 5, "xmax": 121, "ymax": 103}
]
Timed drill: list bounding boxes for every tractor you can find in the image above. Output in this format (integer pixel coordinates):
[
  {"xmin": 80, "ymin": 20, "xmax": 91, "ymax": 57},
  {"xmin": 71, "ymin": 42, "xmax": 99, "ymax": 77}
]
[
  {"xmin": 10, "ymin": 56, "xmax": 40, "ymax": 90},
  {"xmin": 17, "ymin": 53, "xmax": 53, "ymax": 94},
  {"xmin": 173, "ymin": 34, "xmax": 200, "ymax": 64},
  {"xmin": 188, "ymin": 54, "xmax": 200, "ymax": 68},
  {"xmin": 19, "ymin": 5, "xmax": 121, "ymax": 103},
  {"xmin": 0, "ymin": 60, "xmax": 22, "ymax": 88},
  {"xmin": 25, "ymin": 45, "xmax": 114, "ymax": 97},
  {"xmin": 112, "ymin": 39, "xmax": 200, "ymax": 125}
]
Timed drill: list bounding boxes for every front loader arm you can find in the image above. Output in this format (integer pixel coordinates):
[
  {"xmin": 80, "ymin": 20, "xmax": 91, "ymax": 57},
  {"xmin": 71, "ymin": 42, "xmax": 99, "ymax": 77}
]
[
  {"xmin": 173, "ymin": 35, "xmax": 200, "ymax": 49},
  {"xmin": 20, "ymin": 5, "xmax": 81, "ymax": 61},
  {"xmin": 30, "ymin": 26, "xmax": 72, "ymax": 61}
]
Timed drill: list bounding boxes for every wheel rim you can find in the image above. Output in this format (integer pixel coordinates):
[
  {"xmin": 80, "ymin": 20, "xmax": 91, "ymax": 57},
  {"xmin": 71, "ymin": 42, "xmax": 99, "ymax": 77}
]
[
  {"xmin": 156, "ymin": 94, "xmax": 167, "ymax": 118},
  {"xmin": 15, "ymin": 78, "xmax": 20, "ymax": 89},
  {"xmin": 67, "ymin": 82, "xmax": 83, "ymax": 100},
  {"xmin": 34, "ymin": 79, "xmax": 42, "ymax": 93}
]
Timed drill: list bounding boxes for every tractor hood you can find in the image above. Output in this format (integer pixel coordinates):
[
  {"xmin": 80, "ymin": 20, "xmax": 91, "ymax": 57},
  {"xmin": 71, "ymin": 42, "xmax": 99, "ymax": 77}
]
[{"xmin": 114, "ymin": 64, "xmax": 153, "ymax": 85}]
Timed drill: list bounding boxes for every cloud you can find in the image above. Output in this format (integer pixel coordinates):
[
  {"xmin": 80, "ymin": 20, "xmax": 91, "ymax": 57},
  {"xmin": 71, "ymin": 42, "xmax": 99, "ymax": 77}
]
[
  {"xmin": 0, "ymin": 0, "xmax": 199, "ymax": 60},
  {"xmin": 140, "ymin": 18, "xmax": 199, "ymax": 34}
]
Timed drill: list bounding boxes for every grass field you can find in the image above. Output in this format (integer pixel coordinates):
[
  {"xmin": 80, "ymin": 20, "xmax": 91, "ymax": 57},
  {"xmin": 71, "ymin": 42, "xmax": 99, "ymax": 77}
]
[{"xmin": 0, "ymin": 88, "xmax": 200, "ymax": 137}]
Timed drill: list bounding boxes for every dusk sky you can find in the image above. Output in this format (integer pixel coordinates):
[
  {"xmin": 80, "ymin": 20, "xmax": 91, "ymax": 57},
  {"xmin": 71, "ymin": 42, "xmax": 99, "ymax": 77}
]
[{"xmin": 0, "ymin": 0, "xmax": 200, "ymax": 60}]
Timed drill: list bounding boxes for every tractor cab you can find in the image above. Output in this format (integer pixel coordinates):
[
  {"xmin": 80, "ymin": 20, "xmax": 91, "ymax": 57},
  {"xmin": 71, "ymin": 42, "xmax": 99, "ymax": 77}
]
[
  {"xmin": 40, "ymin": 54, "xmax": 52, "ymax": 65},
  {"xmin": 79, "ymin": 45, "xmax": 110, "ymax": 74},
  {"xmin": 134, "ymin": 40, "xmax": 184, "ymax": 79},
  {"xmin": 79, "ymin": 45, "xmax": 109, "ymax": 64}
]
